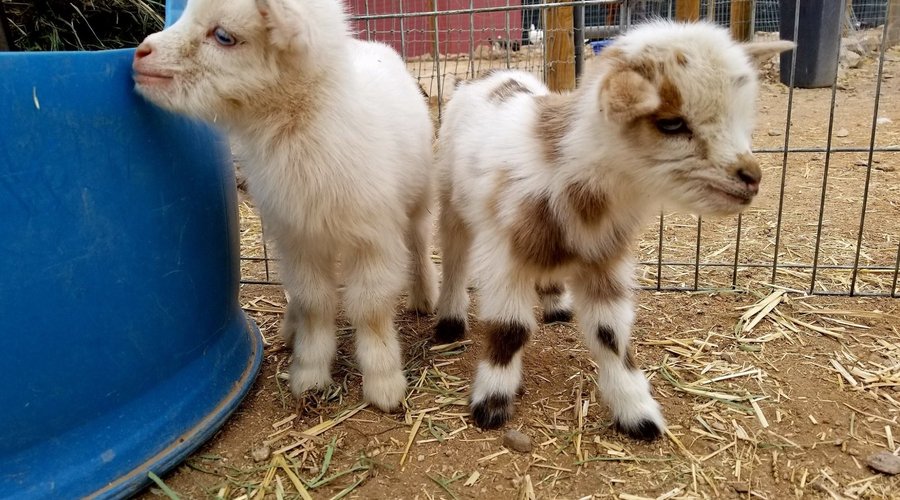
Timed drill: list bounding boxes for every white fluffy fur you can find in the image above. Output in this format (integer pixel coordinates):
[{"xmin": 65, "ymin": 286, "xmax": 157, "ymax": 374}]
[
  {"xmin": 133, "ymin": 0, "xmax": 437, "ymax": 411},
  {"xmin": 435, "ymin": 21, "xmax": 793, "ymax": 437}
]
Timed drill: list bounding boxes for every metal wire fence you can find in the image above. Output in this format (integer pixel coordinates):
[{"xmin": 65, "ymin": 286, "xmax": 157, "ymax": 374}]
[{"xmin": 239, "ymin": 0, "xmax": 900, "ymax": 298}]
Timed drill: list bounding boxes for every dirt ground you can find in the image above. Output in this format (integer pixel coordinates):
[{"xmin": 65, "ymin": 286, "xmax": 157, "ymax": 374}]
[
  {"xmin": 142, "ymin": 289, "xmax": 900, "ymax": 500},
  {"xmin": 140, "ymin": 43, "xmax": 900, "ymax": 500}
]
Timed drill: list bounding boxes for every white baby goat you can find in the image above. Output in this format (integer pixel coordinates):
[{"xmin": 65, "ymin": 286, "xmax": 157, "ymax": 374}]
[
  {"xmin": 132, "ymin": 0, "xmax": 437, "ymax": 411},
  {"xmin": 433, "ymin": 21, "xmax": 793, "ymax": 439}
]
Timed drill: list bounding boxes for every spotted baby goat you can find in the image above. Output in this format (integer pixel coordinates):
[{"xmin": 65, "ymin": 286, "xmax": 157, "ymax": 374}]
[
  {"xmin": 132, "ymin": 0, "xmax": 437, "ymax": 411},
  {"xmin": 433, "ymin": 21, "xmax": 793, "ymax": 439}
]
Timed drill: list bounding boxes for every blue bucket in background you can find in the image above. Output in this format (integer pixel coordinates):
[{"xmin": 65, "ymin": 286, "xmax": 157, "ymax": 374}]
[
  {"xmin": 590, "ymin": 39, "xmax": 612, "ymax": 56},
  {"xmin": 0, "ymin": 1, "xmax": 262, "ymax": 498}
]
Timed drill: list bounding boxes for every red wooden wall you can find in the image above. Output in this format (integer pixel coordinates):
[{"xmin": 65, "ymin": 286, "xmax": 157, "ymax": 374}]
[{"xmin": 347, "ymin": 0, "xmax": 523, "ymax": 58}]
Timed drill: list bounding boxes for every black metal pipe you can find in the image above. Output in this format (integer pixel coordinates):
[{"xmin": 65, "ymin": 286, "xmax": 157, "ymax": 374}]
[{"xmin": 574, "ymin": 4, "xmax": 584, "ymax": 80}]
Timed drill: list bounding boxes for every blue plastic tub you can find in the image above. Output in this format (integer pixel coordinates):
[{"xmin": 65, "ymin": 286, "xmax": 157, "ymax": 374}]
[
  {"xmin": 0, "ymin": 3, "xmax": 262, "ymax": 498},
  {"xmin": 590, "ymin": 40, "xmax": 612, "ymax": 56}
]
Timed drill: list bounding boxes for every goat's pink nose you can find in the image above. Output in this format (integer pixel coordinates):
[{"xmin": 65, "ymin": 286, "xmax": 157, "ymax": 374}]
[
  {"xmin": 737, "ymin": 167, "xmax": 760, "ymax": 194},
  {"xmin": 135, "ymin": 42, "xmax": 153, "ymax": 60},
  {"xmin": 731, "ymin": 153, "xmax": 761, "ymax": 194}
]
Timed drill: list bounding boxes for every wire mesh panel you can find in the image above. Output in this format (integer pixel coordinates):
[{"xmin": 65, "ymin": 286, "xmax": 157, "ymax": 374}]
[{"xmin": 239, "ymin": 0, "xmax": 900, "ymax": 298}]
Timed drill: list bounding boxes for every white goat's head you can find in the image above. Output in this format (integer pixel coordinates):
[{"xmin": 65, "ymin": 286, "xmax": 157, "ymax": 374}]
[
  {"xmin": 595, "ymin": 21, "xmax": 793, "ymax": 215},
  {"xmin": 132, "ymin": 0, "xmax": 347, "ymax": 123}
]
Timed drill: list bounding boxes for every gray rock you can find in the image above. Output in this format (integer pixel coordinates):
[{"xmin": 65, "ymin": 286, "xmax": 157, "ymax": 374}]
[
  {"xmin": 867, "ymin": 451, "xmax": 900, "ymax": 475},
  {"xmin": 835, "ymin": 128, "xmax": 850, "ymax": 138},
  {"xmin": 840, "ymin": 49, "xmax": 862, "ymax": 69},
  {"xmin": 251, "ymin": 445, "xmax": 271, "ymax": 462},
  {"xmin": 503, "ymin": 429, "xmax": 532, "ymax": 453},
  {"xmin": 858, "ymin": 33, "xmax": 883, "ymax": 53},
  {"xmin": 767, "ymin": 129, "xmax": 783, "ymax": 137}
]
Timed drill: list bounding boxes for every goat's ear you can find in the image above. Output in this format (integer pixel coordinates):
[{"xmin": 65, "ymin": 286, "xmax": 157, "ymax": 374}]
[
  {"xmin": 256, "ymin": 0, "xmax": 315, "ymax": 55},
  {"xmin": 741, "ymin": 40, "xmax": 795, "ymax": 65},
  {"xmin": 600, "ymin": 68, "xmax": 660, "ymax": 123}
]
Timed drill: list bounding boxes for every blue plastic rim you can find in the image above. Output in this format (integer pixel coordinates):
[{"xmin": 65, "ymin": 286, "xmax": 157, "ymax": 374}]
[
  {"xmin": 0, "ymin": 4, "xmax": 262, "ymax": 498},
  {"xmin": 590, "ymin": 40, "xmax": 611, "ymax": 55}
]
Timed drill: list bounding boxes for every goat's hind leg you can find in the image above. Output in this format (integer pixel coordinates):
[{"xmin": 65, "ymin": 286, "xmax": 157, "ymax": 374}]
[
  {"xmin": 537, "ymin": 280, "xmax": 573, "ymax": 324},
  {"xmin": 571, "ymin": 259, "xmax": 664, "ymax": 441},
  {"xmin": 343, "ymin": 236, "xmax": 409, "ymax": 412},
  {"xmin": 405, "ymin": 192, "xmax": 438, "ymax": 314},
  {"xmin": 433, "ymin": 191, "xmax": 473, "ymax": 344}
]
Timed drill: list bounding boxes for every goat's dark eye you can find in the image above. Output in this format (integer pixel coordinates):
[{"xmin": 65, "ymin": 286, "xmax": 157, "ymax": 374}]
[
  {"xmin": 213, "ymin": 27, "xmax": 236, "ymax": 47},
  {"xmin": 655, "ymin": 117, "xmax": 690, "ymax": 135}
]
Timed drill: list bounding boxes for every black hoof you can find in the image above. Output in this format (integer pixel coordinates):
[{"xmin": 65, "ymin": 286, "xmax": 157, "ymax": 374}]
[
  {"xmin": 433, "ymin": 317, "xmax": 466, "ymax": 344},
  {"xmin": 613, "ymin": 419, "xmax": 663, "ymax": 442},
  {"xmin": 471, "ymin": 394, "xmax": 513, "ymax": 429},
  {"xmin": 542, "ymin": 309, "xmax": 573, "ymax": 324}
]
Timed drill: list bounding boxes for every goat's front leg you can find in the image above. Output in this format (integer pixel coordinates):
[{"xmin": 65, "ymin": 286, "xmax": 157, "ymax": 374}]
[
  {"xmin": 570, "ymin": 258, "xmax": 664, "ymax": 441},
  {"xmin": 280, "ymin": 243, "xmax": 338, "ymax": 397},
  {"xmin": 343, "ymin": 237, "xmax": 409, "ymax": 412},
  {"xmin": 470, "ymin": 249, "xmax": 538, "ymax": 429}
]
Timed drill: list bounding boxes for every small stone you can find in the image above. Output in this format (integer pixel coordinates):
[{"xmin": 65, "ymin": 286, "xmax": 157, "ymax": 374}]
[
  {"xmin": 417, "ymin": 454, "xmax": 425, "ymax": 462},
  {"xmin": 840, "ymin": 49, "xmax": 862, "ymax": 69},
  {"xmin": 868, "ymin": 451, "xmax": 900, "ymax": 475},
  {"xmin": 731, "ymin": 481, "xmax": 751, "ymax": 493},
  {"xmin": 835, "ymin": 128, "xmax": 850, "ymax": 138},
  {"xmin": 767, "ymin": 129, "xmax": 783, "ymax": 136},
  {"xmin": 877, "ymin": 117, "xmax": 893, "ymax": 125},
  {"xmin": 503, "ymin": 429, "xmax": 533, "ymax": 453},
  {"xmin": 251, "ymin": 445, "xmax": 271, "ymax": 462}
]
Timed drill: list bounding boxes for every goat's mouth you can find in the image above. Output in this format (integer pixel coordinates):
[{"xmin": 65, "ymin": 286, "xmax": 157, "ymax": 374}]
[
  {"xmin": 704, "ymin": 182, "xmax": 755, "ymax": 206},
  {"xmin": 133, "ymin": 71, "xmax": 175, "ymax": 86}
]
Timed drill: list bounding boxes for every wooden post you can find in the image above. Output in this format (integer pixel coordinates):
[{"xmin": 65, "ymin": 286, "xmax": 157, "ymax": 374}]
[
  {"xmin": 545, "ymin": 2, "xmax": 575, "ymax": 92},
  {"xmin": 730, "ymin": 0, "xmax": 753, "ymax": 41},
  {"xmin": 887, "ymin": 0, "xmax": 900, "ymax": 47},
  {"xmin": 676, "ymin": 0, "xmax": 701, "ymax": 22}
]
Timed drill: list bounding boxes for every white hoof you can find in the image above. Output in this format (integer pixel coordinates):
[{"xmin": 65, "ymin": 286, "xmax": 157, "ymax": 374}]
[
  {"xmin": 289, "ymin": 359, "xmax": 333, "ymax": 398},
  {"xmin": 363, "ymin": 369, "xmax": 407, "ymax": 411}
]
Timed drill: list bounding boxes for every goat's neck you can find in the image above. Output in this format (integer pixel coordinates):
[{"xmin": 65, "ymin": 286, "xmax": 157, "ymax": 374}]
[
  {"xmin": 542, "ymin": 88, "xmax": 657, "ymax": 222},
  {"xmin": 231, "ymin": 55, "xmax": 355, "ymax": 153}
]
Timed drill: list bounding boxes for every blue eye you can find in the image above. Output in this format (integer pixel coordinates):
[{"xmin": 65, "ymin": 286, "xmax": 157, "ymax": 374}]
[{"xmin": 213, "ymin": 27, "xmax": 236, "ymax": 47}]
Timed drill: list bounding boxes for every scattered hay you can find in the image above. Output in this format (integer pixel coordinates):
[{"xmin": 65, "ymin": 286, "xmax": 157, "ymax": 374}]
[{"xmin": 140, "ymin": 284, "xmax": 900, "ymax": 499}]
